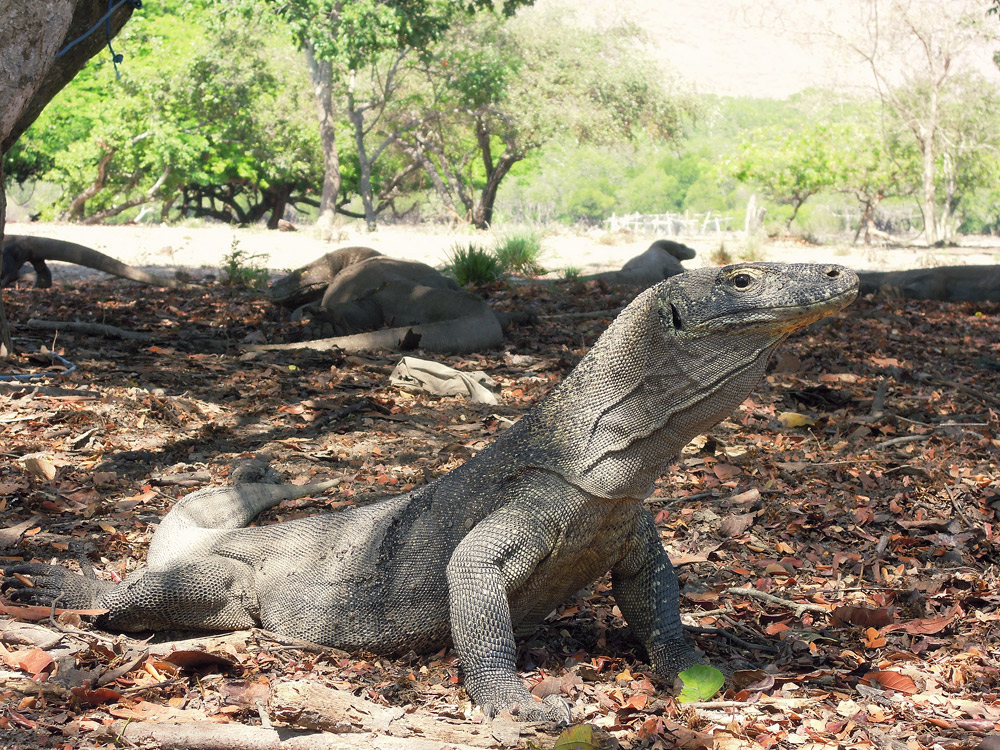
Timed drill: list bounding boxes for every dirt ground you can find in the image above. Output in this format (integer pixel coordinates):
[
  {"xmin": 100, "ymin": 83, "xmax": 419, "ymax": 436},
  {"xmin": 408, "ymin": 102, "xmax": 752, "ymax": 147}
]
[
  {"xmin": 1, "ymin": 221, "xmax": 999, "ymax": 750},
  {"xmin": 6, "ymin": 220, "xmax": 1000, "ymax": 284}
]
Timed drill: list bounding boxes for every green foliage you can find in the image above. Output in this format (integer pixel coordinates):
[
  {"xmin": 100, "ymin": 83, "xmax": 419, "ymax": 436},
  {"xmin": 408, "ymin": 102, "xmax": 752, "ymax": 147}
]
[
  {"xmin": 6, "ymin": 0, "xmax": 322, "ymax": 225},
  {"xmin": 272, "ymin": 0, "xmax": 527, "ymax": 71},
  {"xmin": 561, "ymin": 266, "xmax": 582, "ymax": 281},
  {"xmin": 676, "ymin": 665, "xmax": 725, "ymax": 703},
  {"xmin": 732, "ymin": 123, "xmax": 839, "ymax": 229},
  {"xmin": 381, "ymin": 7, "xmax": 695, "ymax": 227},
  {"xmin": 445, "ymin": 242, "xmax": 505, "ymax": 286},
  {"xmin": 7, "ymin": 2, "xmax": 999, "ymax": 240},
  {"xmin": 221, "ymin": 241, "xmax": 271, "ymax": 288},
  {"xmin": 494, "ymin": 230, "xmax": 545, "ymax": 275}
]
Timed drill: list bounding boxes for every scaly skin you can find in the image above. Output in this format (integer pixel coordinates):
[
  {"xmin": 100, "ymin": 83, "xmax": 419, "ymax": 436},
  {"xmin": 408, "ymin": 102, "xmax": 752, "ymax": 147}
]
[
  {"xmin": 1, "ymin": 235, "xmax": 182, "ymax": 288},
  {"xmin": 5, "ymin": 263, "xmax": 859, "ymax": 724}
]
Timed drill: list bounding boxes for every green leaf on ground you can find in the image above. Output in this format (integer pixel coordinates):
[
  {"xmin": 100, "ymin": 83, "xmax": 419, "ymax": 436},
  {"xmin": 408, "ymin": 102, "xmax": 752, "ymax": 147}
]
[
  {"xmin": 677, "ymin": 665, "xmax": 725, "ymax": 703},
  {"xmin": 554, "ymin": 724, "xmax": 599, "ymax": 750}
]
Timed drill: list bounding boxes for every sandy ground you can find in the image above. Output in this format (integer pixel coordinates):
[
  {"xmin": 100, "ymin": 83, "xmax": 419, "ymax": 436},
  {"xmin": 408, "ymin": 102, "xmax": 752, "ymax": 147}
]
[{"xmin": 5, "ymin": 220, "xmax": 1000, "ymax": 284}]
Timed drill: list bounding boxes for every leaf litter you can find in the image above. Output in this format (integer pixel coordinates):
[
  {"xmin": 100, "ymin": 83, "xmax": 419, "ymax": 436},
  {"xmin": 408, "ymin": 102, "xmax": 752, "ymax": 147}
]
[{"xmin": 0, "ymin": 277, "xmax": 997, "ymax": 749}]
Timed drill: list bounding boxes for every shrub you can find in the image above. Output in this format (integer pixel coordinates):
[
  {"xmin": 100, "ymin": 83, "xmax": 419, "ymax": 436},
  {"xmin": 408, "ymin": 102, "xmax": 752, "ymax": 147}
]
[
  {"xmin": 446, "ymin": 242, "xmax": 505, "ymax": 286},
  {"xmin": 494, "ymin": 230, "xmax": 545, "ymax": 275},
  {"xmin": 562, "ymin": 266, "xmax": 582, "ymax": 282},
  {"xmin": 709, "ymin": 241, "xmax": 732, "ymax": 266},
  {"xmin": 221, "ymin": 240, "xmax": 270, "ymax": 288}
]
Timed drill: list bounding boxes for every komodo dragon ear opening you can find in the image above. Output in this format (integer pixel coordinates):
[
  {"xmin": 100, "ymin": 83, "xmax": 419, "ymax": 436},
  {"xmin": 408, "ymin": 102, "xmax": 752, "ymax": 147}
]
[{"xmin": 669, "ymin": 303, "xmax": 684, "ymax": 330}]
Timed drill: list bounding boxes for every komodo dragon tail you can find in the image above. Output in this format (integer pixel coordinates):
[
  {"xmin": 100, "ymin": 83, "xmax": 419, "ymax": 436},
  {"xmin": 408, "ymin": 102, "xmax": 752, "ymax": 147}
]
[
  {"xmin": 156, "ymin": 480, "xmax": 341, "ymax": 532},
  {"xmin": 145, "ymin": 480, "xmax": 339, "ymax": 568},
  {"xmin": 1, "ymin": 235, "xmax": 186, "ymax": 288}
]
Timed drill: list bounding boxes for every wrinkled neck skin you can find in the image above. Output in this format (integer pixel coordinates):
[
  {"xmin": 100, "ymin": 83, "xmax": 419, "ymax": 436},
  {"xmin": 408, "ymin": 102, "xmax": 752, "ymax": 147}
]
[{"xmin": 517, "ymin": 288, "xmax": 784, "ymax": 498}]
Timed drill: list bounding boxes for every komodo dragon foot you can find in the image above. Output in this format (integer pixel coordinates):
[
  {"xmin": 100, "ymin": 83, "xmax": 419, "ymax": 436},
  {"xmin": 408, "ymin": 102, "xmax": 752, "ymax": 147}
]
[
  {"xmin": 476, "ymin": 680, "xmax": 573, "ymax": 724},
  {"xmin": 4, "ymin": 563, "xmax": 113, "ymax": 610}
]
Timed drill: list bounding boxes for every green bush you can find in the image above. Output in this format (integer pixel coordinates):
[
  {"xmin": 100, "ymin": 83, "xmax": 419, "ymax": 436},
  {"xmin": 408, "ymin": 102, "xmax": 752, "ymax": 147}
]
[
  {"xmin": 561, "ymin": 266, "xmax": 582, "ymax": 281},
  {"xmin": 446, "ymin": 242, "xmax": 505, "ymax": 286},
  {"xmin": 221, "ymin": 241, "xmax": 270, "ymax": 288},
  {"xmin": 494, "ymin": 230, "xmax": 545, "ymax": 275}
]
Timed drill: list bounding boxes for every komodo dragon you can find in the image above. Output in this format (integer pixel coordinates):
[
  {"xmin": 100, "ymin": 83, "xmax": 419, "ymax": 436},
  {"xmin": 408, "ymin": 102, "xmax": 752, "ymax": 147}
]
[
  {"xmin": 1, "ymin": 235, "xmax": 183, "ymax": 288},
  {"xmin": 5, "ymin": 262, "xmax": 859, "ymax": 722}
]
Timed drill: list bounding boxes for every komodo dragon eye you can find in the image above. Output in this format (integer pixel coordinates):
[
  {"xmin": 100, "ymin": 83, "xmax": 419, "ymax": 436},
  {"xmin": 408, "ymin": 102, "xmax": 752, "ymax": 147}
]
[{"xmin": 731, "ymin": 273, "xmax": 753, "ymax": 289}]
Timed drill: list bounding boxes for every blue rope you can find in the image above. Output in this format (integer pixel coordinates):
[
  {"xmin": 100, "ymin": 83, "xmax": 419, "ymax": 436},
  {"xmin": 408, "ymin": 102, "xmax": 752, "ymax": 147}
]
[
  {"xmin": 55, "ymin": 0, "xmax": 142, "ymax": 79},
  {"xmin": 0, "ymin": 352, "xmax": 78, "ymax": 382}
]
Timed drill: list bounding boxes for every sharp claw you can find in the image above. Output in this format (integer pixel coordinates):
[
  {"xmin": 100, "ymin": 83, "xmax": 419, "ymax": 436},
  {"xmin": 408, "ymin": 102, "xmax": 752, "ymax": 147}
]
[{"xmin": 543, "ymin": 694, "xmax": 572, "ymax": 726}]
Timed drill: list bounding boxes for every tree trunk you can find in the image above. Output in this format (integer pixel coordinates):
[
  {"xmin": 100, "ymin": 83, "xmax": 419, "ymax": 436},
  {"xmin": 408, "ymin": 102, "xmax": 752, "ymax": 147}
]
[
  {"xmin": 305, "ymin": 42, "xmax": 342, "ymax": 242},
  {"xmin": 347, "ymin": 86, "xmax": 377, "ymax": 232},
  {"xmin": 2, "ymin": 2, "xmax": 136, "ymax": 153},
  {"xmin": 0, "ymin": 161, "xmax": 12, "ymax": 355},
  {"xmin": 1, "ymin": 1, "xmax": 90, "ymax": 355},
  {"xmin": 917, "ymin": 85, "xmax": 940, "ymax": 245},
  {"xmin": 472, "ymin": 152, "xmax": 520, "ymax": 230},
  {"xmin": 919, "ymin": 134, "xmax": 938, "ymax": 245}
]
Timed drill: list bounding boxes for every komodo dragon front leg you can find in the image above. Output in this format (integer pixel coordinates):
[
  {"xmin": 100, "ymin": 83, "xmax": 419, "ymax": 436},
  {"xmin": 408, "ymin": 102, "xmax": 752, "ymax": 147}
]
[
  {"xmin": 447, "ymin": 497, "xmax": 571, "ymax": 723},
  {"xmin": 611, "ymin": 512, "xmax": 702, "ymax": 678}
]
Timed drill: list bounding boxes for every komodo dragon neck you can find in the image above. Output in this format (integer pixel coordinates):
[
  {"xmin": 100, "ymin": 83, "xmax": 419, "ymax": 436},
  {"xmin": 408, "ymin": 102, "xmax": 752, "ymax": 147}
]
[{"xmin": 510, "ymin": 262, "xmax": 858, "ymax": 498}]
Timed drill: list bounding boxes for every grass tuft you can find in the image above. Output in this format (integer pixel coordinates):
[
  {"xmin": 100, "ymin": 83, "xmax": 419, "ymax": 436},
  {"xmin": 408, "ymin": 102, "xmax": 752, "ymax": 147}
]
[
  {"xmin": 494, "ymin": 230, "xmax": 545, "ymax": 275},
  {"xmin": 446, "ymin": 242, "xmax": 505, "ymax": 286}
]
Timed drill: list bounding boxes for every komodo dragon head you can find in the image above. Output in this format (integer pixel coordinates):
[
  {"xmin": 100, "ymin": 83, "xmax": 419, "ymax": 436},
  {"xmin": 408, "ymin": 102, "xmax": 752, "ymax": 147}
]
[
  {"xmin": 660, "ymin": 262, "xmax": 858, "ymax": 337},
  {"xmin": 530, "ymin": 262, "xmax": 860, "ymax": 499}
]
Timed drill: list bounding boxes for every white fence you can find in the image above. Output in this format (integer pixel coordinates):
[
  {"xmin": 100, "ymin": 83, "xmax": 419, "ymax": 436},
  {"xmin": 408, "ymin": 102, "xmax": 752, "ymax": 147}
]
[{"xmin": 604, "ymin": 211, "xmax": 733, "ymax": 236}]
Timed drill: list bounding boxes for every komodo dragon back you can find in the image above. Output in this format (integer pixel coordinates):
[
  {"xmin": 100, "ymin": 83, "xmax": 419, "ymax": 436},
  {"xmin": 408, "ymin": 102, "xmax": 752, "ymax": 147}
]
[{"xmin": 6, "ymin": 263, "xmax": 859, "ymax": 724}]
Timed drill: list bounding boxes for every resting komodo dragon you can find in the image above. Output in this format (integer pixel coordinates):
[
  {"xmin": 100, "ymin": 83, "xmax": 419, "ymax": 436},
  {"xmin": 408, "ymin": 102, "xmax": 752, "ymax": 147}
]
[{"xmin": 5, "ymin": 262, "xmax": 859, "ymax": 722}]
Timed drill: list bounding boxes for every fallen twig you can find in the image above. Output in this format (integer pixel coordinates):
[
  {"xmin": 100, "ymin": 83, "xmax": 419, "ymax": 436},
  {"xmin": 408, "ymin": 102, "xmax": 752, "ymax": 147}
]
[
  {"xmin": 27, "ymin": 318, "xmax": 153, "ymax": 341},
  {"xmin": 723, "ymin": 587, "xmax": 829, "ymax": 617},
  {"xmin": 540, "ymin": 307, "xmax": 624, "ymax": 321},
  {"xmin": 685, "ymin": 625, "xmax": 779, "ymax": 654},
  {"xmin": 873, "ymin": 434, "xmax": 932, "ymax": 450},
  {"xmin": 103, "ymin": 719, "xmax": 513, "ymax": 750},
  {"xmin": 270, "ymin": 680, "xmax": 520, "ymax": 747},
  {"xmin": 927, "ymin": 376, "xmax": 1000, "ymax": 409},
  {"xmin": 684, "ymin": 697, "xmax": 816, "ymax": 709}
]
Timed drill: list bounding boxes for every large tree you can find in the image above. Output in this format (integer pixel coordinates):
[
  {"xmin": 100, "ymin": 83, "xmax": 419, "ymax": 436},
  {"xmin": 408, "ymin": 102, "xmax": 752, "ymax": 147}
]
[
  {"xmin": 268, "ymin": 0, "xmax": 531, "ymax": 238},
  {"xmin": 733, "ymin": 122, "xmax": 839, "ymax": 230},
  {"xmin": 6, "ymin": 4, "xmax": 322, "ymax": 229},
  {"xmin": 387, "ymin": 8, "xmax": 690, "ymax": 228},
  {"xmin": 840, "ymin": 0, "xmax": 1000, "ymax": 244},
  {"xmin": 0, "ymin": 1, "xmax": 137, "ymax": 354}
]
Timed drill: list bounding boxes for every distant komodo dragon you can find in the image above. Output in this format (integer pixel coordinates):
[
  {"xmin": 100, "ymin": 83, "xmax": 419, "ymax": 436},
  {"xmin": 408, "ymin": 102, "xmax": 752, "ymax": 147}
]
[
  {"xmin": 582, "ymin": 239, "xmax": 697, "ymax": 286},
  {"xmin": 6, "ymin": 262, "xmax": 859, "ymax": 722},
  {"xmin": 858, "ymin": 265, "xmax": 1000, "ymax": 302},
  {"xmin": 267, "ymin": 247, "xmax": 503, "ymax": 354},
  {"xmin": 1, "ymin": 235, "xmax": 184, "ymax": 288}
]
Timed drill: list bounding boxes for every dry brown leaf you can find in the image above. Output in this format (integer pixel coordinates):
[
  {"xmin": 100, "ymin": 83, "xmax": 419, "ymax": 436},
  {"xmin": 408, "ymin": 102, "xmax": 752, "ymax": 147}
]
[
  {"xmin": 712, "ymin": 462, "xmax": 743, "ymax": 480},
  {"xmin": 860, "ymin": 670, "xmax": 918, "ymax": 695},
  {"xmin": 885, "ymin": 615, "xmax": 955, "ymax": 635},
  {"xmin": 830, "ymin": 605, "xmax": 895, "ymax": 629},
  {"xmin": 718, "ymin": 512, "xmax": 756, "ymax": 538},
  {"xmin": 19, "ymin": 454, "xmax": 57, "ymax": 481},
  {"xmin": 160, "ymin": 649, "xmax": 237, "ymax": 669}
]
